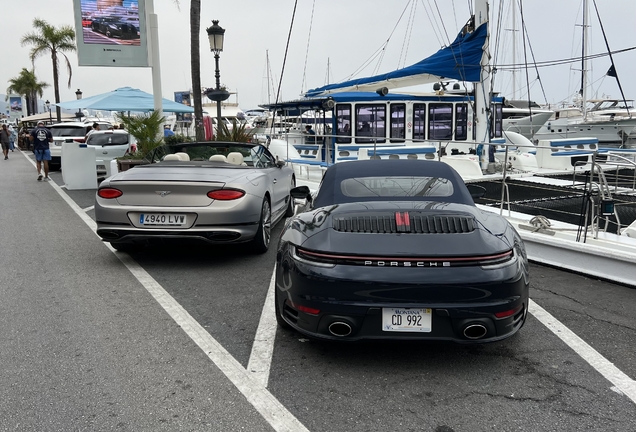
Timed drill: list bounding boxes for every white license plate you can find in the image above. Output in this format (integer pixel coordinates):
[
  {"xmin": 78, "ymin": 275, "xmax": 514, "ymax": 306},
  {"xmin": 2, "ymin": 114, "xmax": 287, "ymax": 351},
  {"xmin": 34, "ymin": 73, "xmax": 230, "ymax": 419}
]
[
  {"xmin": 382, "ymin": 308, "xmax": 432, "ymax": 332},
  {"xmin": 140, "ymin": 213, "xmax": 186, "ymax": 226}
]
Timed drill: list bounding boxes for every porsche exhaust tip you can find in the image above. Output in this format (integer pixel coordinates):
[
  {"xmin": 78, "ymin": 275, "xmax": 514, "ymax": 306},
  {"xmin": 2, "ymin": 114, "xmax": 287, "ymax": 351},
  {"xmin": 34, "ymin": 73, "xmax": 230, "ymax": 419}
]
[
  {"xmin": 463, "ymin": 324, "xmax": 488, "ymax": 340},
  {"xmin": 328, "ymin": 322, "xmax": 352, "ymax": 337}
]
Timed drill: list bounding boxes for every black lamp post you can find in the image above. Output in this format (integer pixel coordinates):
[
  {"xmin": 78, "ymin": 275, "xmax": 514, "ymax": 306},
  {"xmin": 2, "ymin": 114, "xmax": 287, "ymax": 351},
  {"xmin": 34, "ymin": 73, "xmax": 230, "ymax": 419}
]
[
  {"xmin": 205, "ymin": 20, "xmax": 230, "ymax": 137},
  {"xmin": 45, "ymin": 100, "xmax": 52, "ymax": 123},
  {"xmin": 75, "ymin": 89, "xmax": 83, "ymax": 120}
]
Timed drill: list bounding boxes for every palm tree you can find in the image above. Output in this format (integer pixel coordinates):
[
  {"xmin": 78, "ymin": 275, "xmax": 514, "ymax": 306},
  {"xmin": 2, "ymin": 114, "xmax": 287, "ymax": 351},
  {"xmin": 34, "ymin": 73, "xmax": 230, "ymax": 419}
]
[
  {"xmin": 190, "ymin": 0, "xmax": 205, "ymax": 141},
  {"xmin": 21, "ymin": 19, "xmax": 76, "ymax": 122},
  {"xmin": 6, "ymin": 68, "xmax": 49, "ymax": 116}
]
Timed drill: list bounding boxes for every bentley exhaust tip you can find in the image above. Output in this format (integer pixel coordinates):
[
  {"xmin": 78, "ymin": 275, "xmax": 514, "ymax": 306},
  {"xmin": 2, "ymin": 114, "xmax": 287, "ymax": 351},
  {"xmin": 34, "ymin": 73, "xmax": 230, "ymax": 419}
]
[
  {"xmin": 463, "ymin": 324, "xmax": 488, "ymax": 340},
  {"xmin": 328, "ymin": 322, "xmax": 352, "ymax": 337}
]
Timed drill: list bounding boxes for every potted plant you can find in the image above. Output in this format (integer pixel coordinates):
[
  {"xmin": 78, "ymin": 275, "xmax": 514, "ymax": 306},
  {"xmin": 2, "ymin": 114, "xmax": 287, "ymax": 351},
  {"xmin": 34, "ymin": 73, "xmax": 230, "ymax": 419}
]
[
  {"xmin": 115, "ymin": 111, "xmax": 165, "ymax": 171},
  {"xmin": 214, "ymin": 118, "xmax": 255, "ymax": 143}
]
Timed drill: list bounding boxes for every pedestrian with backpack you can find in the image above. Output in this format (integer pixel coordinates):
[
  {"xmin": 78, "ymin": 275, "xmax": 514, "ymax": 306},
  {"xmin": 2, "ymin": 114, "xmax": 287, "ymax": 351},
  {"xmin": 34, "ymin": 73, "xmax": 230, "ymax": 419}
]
[{"xmin": 30, "ymin": 120, "xmax": 53, "ymax": 181}]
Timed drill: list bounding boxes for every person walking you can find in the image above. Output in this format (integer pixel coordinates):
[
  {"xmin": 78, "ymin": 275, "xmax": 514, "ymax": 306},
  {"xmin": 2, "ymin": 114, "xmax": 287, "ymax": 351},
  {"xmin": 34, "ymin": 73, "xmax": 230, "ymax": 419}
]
[
  {"xmin": 30, "ymin": 120, "xmax": 53, "ymax": 181},
  {"xmin": 8, "ymin": 125, "xmax": 17, "ymax": 152},
  {"xmin": 0, "ymin": 125, "xmax": 11, "ymax": 160}
]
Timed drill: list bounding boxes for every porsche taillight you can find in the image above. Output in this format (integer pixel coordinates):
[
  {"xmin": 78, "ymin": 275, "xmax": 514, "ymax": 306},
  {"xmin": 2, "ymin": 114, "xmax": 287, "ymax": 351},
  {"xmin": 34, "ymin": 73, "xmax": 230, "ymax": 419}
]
[
  {"xmin": 98, "ymin": 188, "xmax": 123, "ymax": 199},
  {"xmin": 207, "ymin": 189, "xmax": 245, "ymax": 200}
]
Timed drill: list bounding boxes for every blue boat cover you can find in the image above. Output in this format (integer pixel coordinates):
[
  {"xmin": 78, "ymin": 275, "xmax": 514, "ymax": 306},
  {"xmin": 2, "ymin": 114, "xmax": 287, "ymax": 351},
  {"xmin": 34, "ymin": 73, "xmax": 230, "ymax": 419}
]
[{"xmin": 305, "ymin": 23, "xmax": 487, "ymax": 97}]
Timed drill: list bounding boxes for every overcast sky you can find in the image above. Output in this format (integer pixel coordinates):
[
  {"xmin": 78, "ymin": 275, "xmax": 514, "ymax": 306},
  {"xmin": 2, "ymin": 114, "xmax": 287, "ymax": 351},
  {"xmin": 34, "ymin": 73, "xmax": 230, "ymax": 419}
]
[{"xmin": 2, "ymin": 0, "xmax": 636, "ymax": 112}]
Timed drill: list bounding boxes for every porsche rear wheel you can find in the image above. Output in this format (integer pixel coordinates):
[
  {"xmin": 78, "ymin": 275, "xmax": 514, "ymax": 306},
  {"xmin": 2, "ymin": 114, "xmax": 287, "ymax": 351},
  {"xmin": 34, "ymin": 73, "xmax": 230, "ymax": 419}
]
[
  {"xmin": 251, "ymin": 198, "xmax": 271, "ymax": 253},
  {"xmin": 284, "ymin": 177, "xmax": 296, "ymax": 217}
]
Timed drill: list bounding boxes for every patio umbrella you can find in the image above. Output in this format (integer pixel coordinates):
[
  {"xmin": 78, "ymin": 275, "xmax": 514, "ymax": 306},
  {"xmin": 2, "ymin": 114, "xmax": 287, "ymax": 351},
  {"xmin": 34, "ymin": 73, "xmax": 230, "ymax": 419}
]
[{"xmin": 55, "ymin": 87, "xmax": 195, "ymax": 113}]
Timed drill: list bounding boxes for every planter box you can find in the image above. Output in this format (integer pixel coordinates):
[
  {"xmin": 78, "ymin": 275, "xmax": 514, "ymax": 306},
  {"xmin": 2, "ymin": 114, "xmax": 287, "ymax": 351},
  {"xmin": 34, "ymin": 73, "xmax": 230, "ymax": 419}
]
[{"xmin": 117, "ymin": 159, "xmax": 150, "ymax": 172}]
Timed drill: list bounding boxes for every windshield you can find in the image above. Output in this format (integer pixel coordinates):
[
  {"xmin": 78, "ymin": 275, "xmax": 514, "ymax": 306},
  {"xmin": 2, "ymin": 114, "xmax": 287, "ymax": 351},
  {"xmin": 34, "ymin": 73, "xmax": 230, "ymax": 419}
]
[
  {"xmin": 50, "ymin": 126, "xmax": 87, "ymax": 137},
  {"xmin": 341, "ymin": 176, "xmax": 454, "ymax": 198},
  {"xmin": 87, "ymin": 134, "xmax": 129, "ymax": 146}
]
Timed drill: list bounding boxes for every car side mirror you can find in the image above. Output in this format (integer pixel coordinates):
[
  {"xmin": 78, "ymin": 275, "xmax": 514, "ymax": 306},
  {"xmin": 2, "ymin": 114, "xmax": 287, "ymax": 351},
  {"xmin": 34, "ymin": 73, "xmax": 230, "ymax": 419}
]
[
  {"xmin": 466, "ymin": 183, "xmax": 487, "ymax": 199},
  {"xmin": 276, "ymin": 159, "xmax": 286, "ymax": 168},
  {"xmin": 290, "ymin": 185, "xmax": 312, "ymax": 203}
]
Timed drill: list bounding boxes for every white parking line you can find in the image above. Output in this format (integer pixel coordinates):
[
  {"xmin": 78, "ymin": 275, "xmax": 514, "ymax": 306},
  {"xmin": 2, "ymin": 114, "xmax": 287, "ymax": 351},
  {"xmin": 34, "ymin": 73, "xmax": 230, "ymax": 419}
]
[
  {"xmin": 83, "ymin": 205, "xmax": 95, "ymax": 212},
  {"xmin": 247, "ymin": 269, "xmax": 278, "ymax": 387},
  {"xmin": 22, "ymin": 153, "xmax": 310, "ymax": 432},
  {"xmin": 529, "ymin": 300, "xmax": 636, "ymax": 404}
]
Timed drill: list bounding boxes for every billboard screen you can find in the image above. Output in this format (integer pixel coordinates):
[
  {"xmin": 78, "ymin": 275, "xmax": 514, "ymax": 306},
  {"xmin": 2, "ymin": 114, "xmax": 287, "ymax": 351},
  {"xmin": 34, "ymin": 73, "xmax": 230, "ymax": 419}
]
[
  {"xmin": 174, "ymin": 91, "xmax": 193, "ymax": 123},
  {"xmin": 9, "ymin": 96, "xmax": 23, "ymax": 123},
  {"xmin": 73, "ymin": 0, "xmax": 149, "ymax": 67}
]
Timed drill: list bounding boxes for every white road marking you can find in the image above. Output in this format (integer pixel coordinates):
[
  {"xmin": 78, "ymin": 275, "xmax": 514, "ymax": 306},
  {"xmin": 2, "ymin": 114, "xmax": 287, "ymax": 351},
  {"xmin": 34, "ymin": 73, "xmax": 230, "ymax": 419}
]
[
  {"xmin": 247, "ymin": 269, "xmax": 278, "ymax": 387},
  {"xmin": 83, "ymin": 205, "xmax": 95, "ymax": 212},
  {"xmin": 22, "ymin": 153, "xmax": 310, "ymax": 432},
  {"xmin": 529, "ymin": 300, "xmax": 636, "ymax": 404}
]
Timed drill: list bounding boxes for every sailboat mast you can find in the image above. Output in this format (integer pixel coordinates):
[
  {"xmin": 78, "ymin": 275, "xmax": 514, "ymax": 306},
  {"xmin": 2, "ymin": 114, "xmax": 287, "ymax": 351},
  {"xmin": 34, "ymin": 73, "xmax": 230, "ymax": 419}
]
[
  {"xmin": 512, "ymin": 0, "xmax": 517, "ymax": 100},
  {"xmin": 266, "ymin": 50, "xmax": 272, "ymax": 105},
  {"xmin": 474, "ymin": 0, "xmax": 491, "ymax": 146},
  {"xmin": 581, "ymin": 0, "xmax": 589, "ymax": 120}
]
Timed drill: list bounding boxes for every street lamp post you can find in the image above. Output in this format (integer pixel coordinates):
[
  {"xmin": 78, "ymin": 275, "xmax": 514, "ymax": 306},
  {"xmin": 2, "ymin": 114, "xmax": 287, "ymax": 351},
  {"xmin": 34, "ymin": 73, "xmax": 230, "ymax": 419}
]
[
  {"xmin": 205, "ymin": 20, "xmax": 230, "ymax": 139},
  {"xmin": 45, "ymin": 100, "xmax": 52, "ymax": 123},
  {"xmin": 75, "ymin": 89, "xmax": 84, "ymax": 121},
  {"xmin": 75, "ymin": 89, "xmax": 83, "ymax": 120}
]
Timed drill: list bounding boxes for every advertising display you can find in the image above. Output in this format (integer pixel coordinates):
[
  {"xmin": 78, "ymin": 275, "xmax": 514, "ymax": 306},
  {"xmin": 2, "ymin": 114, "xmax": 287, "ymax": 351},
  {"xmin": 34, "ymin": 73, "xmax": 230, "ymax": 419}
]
[
  {"xmin": 9, "ymin": 96, "xmax": 23, "ymax": 123},
  {"xmin": 174, "ymin": 91, "xmax": 193, "ymax": 122},
  {"xmin": 73, "ymin": 0, "xmax": 149, "ymax": 67}
]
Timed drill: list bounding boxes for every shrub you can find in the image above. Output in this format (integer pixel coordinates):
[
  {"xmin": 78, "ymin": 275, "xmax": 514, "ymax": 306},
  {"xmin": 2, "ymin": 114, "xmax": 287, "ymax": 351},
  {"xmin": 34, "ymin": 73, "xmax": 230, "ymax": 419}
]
[{"xmin": 116, "ymin": 111, "xmax": 165, "ymax": 156}]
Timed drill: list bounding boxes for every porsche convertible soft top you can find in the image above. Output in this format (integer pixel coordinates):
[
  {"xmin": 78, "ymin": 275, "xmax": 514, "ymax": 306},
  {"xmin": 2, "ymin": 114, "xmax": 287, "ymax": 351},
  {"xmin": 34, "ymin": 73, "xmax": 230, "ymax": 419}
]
[{"xmin": 312, "ymin": 159, "xmax": 475, "ymax": 208}]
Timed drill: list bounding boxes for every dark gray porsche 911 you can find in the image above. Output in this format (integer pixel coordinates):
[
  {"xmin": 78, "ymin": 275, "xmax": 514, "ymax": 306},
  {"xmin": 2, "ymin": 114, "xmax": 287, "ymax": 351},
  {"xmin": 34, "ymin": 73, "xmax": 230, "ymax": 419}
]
[
  {"xmin": 275, "ymin": 159, "xmax": 529, "ymax": 343},
  {"xmin": 95, "ymin": 142, "xmax": 295, "ymax": 253}
]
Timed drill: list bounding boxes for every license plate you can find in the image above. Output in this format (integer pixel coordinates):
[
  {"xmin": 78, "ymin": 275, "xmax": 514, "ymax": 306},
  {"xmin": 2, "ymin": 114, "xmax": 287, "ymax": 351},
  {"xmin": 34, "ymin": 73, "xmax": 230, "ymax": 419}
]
[
  {"xmin": 140, "ymin": 213, "xmax": 186, "ymax": 226},
  {"xmin": 382, "ymin": 308, "xmax": 432, "ymax": 332}
]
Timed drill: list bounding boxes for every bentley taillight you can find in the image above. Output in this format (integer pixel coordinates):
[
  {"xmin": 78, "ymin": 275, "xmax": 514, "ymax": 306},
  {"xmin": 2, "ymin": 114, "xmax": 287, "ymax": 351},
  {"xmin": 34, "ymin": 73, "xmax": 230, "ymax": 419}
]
[
  {"xmin": 207, "ymin": 189, "xmax": 245, "ymax": 200},
  {"xmin": 98, "ymin": 188, "xmax": 123, "ymax": 199}
]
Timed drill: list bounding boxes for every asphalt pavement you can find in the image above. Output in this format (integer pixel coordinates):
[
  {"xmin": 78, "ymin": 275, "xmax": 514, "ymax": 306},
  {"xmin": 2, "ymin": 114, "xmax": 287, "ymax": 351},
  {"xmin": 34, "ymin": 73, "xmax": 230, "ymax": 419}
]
[{"xmin": 1, "ymin": 149, "xmax": 635, "ymax": 431}]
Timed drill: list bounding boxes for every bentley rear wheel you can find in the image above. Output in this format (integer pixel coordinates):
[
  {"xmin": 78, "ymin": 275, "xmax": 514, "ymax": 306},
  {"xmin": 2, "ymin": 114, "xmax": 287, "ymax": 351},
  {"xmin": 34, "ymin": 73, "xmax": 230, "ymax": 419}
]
[
  {"xmin": 251, "ymin": 198, "xmax": 271, "ymax": 254},
  {"xmin": 284, "ymin": 177, "xmax": 296, "ymax": 217}
]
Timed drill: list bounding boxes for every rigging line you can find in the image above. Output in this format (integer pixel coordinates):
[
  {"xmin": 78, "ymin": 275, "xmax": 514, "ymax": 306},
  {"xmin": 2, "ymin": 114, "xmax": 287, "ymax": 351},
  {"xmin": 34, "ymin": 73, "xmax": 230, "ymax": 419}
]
[
  {"xmin": 374, "ymin": 0, "xmax": 413, "ymax": 74},
  {"xmin": 518, "ymin": 1, "xmax": 548, "ymax": 105},
  {"xmin": 492, "ymin": 46, "xmax": 636, "ymax": 69},
  {"xmin": 271, "ymin": 0, "xmax": 298, "ymax": 135},
  {"xmin": 592, "ymin": 0, "xmax": 631, "ymax": 117},
  {"xmin": 490, "ymin": 0, "xmax": 505, "ymax": 93},
  {"xmin": 421, "ymin": 0, "xmax": 444, "ymax": 47},
  {"xmin": 342, "ymin": 1, "xmax": 412, "ymax": 82},
  {"xmin": 398, "ymin": 0, "xmax": 417, "ymax": 70},
  {"xmin": 300, "ymin": 0, "xmax": 316, "ymax": 95},
  {"xmin": 519, "ymin": 0, "xmax": 533, "ymax": 120},
  {"xmin": 433, "ymin": 0, "xmax": 452, "ymax": 46}
]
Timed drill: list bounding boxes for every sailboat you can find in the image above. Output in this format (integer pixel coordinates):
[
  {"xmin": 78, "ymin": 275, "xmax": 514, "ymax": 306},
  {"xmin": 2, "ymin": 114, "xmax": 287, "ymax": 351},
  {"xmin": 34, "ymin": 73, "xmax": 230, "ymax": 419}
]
[
  {"xmin": 264, "ymin": 0, "xmax": 636, "ymax": 287},
  {"xmin": 532, "ymin": 0, "xmax": 636, "ymax": 145}
]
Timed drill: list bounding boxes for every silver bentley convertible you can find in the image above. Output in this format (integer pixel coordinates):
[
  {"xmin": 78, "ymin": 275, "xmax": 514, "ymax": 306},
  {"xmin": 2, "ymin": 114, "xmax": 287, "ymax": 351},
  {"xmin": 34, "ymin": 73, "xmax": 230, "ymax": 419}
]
[{"xmin": 95, "ymin": 141, "xmax": 296, "ymax": 253}]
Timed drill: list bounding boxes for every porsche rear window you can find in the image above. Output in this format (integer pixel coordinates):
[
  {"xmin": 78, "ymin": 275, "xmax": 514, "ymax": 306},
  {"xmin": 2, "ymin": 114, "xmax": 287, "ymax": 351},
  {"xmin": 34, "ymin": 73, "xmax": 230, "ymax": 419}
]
[{"xmin": 340, "ymin": 176, "xmax": 454, "ymax": 198}]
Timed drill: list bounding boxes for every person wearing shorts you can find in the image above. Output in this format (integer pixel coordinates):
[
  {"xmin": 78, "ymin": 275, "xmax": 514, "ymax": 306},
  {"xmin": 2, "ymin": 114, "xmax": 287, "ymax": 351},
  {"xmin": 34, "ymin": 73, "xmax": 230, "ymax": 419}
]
[
  {"xmin": 30, "ymin": 121, "xmax": 53, "ymax": 181},
  {"xmin": 0, "ymin": 125, "xmax": 10, "ymax": 160}
]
